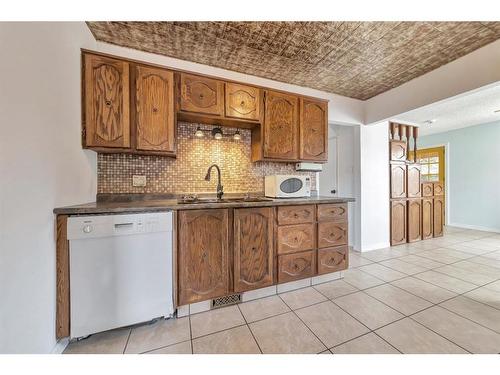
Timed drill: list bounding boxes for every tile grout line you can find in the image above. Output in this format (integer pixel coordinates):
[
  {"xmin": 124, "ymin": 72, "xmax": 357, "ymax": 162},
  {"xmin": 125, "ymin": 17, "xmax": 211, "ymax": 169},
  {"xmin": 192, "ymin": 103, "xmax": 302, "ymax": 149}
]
[
  {"xmin": 122, "ymin": 328, "xmax": 132, "ymax": 354},
  {"xmin": 236, "ymin": 303, "xmax": 263, "ymax": 354}
]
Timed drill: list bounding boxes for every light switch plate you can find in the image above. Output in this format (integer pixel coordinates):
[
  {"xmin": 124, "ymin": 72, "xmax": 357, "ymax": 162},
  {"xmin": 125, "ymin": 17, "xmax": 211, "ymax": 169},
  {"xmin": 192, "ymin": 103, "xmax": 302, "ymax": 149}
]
[{"xmin": 132, "ymin": 175, "xmax": 147, "ymax": 187}]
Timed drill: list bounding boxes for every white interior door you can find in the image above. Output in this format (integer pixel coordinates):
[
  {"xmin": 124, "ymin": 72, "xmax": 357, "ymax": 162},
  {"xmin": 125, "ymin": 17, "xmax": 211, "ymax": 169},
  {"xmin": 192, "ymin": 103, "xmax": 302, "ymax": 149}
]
[{"xmin": 319, "ymin": 129, "xmax": 338, "ymax": 196}]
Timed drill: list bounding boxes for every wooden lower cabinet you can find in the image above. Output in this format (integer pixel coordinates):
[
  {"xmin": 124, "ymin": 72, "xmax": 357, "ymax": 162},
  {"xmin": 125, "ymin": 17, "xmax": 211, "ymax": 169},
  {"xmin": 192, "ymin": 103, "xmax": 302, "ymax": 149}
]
[
  {"xmin": 277, "ymin": 205, "xmax": 315, "ymax": 225},
  {"xmin": 233, "ymin": 207, "xmax": 274, "ymax": 293},
  {"xmin": 318, "ymin": 221, "xmax": 348, "ymax": 248},
  {"xmin": 317, "ymin": 203, "xmax": 347, "ymax": 222},
  {"xmin": 317, "ymin": 246, "xmax": 348, "ymax": 275},
  {"xmin": 433, "ymin": 196, "xmax": 444, "ymax": 237},
  {"xmin": 177, "ymin": 209, "xmax": 230, "ymax": 305},
  {"xmin": 422, "ymin": 198, "xmax": 433, "ymax": 239},
  {"xmin": 407, "ymin": 199, "xmax": 422, "ymax": 243},
  {"xmin": 278, "ymin": 250, "xmax": 316, "ymax": 284},
  {"xmin": 277, "ymin": 223, "xmax": 315, "ymax": 254},
  {"xmin": 390, "ymin": 200, "xmax": 407, "ymax": 245}
]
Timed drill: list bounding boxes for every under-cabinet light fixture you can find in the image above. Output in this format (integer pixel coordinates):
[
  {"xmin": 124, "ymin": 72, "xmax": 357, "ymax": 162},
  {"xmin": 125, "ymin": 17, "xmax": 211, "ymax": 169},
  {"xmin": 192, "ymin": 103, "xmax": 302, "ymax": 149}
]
[{"xmin": 194, "ymin": 126, "xmax": 241, "ymax": 141}]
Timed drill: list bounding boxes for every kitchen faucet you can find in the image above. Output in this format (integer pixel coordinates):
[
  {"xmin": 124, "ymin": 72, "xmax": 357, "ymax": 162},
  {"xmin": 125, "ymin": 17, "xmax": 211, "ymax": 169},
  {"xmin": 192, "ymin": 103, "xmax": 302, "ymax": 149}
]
[{"xmin": 204, "ymin": 164, "xmax": 224, "ymax": 200}]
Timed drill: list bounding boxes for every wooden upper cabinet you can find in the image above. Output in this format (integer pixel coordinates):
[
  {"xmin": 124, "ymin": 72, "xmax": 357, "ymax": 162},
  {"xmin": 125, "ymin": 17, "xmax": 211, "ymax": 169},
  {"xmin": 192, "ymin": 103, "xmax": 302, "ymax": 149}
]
[
  {"xmin": 422, "ymin": 182, "xmax": 434, "ymax": 197},
  {"xmin": 390, "ymin": 164, "xmax": 407, "ymax": 199},
  {"xmin": 263, "ymin": 90, "xmax": 299, "ymax": 160},
  {"xmin": 225, "ymin": 83, "xmax": 261, "ymax": 121},
  {"xmin": 135, "ymin": 66, "xmax": 175, "ymax": 153},
  {"xmin": 391, "ymin": 200, "xmax": 407, "ymax": 246},
  {"xmin": 233, "ymin": 207, "xmax": 274, "ymax": 293},
  {"xmin": 179, "ymin": 73, "xmax": 224, "ymax": 116},
  {"xmin": 433, "ymin": 181, "xmax": 444, "ymax": 196},
  {"xmin": 390, "ymin": 140, "xmax": 407, "ymax": 161},
  {"xmin": 299, "ymin": 98, "xmax": 328, "ymax": 161},
  {"xmin": 84, "ymin": 53, "xmax": 130, "ymax": 148},
  {"xmin": 177, "ymin": 209, "xmax": 229, "ymax": 305},
  {"xmin": 407, "ymin": 164, "xmax": 422, "ymax": 198}
]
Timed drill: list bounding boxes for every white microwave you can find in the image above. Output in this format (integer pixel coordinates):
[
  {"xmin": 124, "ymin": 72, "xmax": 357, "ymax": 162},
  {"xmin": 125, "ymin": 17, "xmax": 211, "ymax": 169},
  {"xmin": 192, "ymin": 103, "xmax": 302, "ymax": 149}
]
[{"xmin": 264, "ymin": 175, "xmax": 311, "ymax": 198}]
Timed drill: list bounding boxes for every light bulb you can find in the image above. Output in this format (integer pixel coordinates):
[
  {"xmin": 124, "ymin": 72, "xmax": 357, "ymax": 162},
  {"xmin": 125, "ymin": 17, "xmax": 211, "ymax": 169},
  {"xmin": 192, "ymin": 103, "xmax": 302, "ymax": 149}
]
[
  {"xmin": 212, "ymin": 127, "xmax": 223, "ymax": 140},
  {"xmin": 233, "ymin": 130, "xmax": 241, "ymax": 140},
  {"xmin": 195, "ymin": 127, "xmax": 204, "ymax": 137}
]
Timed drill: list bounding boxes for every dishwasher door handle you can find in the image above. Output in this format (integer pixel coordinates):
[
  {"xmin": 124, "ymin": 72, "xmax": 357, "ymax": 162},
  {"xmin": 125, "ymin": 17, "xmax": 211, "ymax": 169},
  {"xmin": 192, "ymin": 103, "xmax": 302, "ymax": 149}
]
[{"xmin": 114, "ymin": 223, "xmax": 134, "ymax": 228}]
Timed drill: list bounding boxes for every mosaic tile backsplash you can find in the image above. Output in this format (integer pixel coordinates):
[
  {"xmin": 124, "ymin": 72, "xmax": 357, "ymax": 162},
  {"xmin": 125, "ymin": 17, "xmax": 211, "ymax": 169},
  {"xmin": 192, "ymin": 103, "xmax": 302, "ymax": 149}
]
[{"xmin": 98, "ymin": 122, "xmax": 316, "ymax": 195}]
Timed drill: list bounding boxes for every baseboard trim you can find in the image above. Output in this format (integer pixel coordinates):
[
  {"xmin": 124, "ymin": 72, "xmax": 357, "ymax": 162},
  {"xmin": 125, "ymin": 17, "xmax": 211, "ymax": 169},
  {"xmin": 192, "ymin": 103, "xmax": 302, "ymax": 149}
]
[
  {"xmin": 359, "ymin": 241, "xmax": 391, "ymax": 252},
  {"xmin": 448, "ymin": 223, "xmax": 500, "ymax": 234},
  {"xmin": 51, "ymin": 337, "xmax": 69, "ymax": 354}
]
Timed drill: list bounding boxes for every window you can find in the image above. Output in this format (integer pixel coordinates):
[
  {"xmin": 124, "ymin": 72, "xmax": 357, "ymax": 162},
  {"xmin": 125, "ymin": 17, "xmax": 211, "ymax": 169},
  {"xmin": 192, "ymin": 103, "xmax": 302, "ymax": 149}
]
[{"xmin": 416, "ymin": 147, "xmax": 445, "ymax": 182}]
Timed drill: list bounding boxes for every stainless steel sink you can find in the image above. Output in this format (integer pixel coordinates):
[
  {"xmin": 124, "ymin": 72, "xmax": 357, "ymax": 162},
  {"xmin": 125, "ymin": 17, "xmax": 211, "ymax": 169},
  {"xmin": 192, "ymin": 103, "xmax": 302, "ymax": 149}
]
[{"xmin": 178, "ymin": 197, "xmax": 273, "ymax": 204}]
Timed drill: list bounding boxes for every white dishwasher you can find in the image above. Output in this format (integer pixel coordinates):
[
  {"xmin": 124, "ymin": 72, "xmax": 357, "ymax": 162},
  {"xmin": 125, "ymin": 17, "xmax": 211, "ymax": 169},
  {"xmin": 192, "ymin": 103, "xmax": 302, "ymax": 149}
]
[{"xmin": 67, "ymin": 212, "xmax": 174, "ymax": 339}]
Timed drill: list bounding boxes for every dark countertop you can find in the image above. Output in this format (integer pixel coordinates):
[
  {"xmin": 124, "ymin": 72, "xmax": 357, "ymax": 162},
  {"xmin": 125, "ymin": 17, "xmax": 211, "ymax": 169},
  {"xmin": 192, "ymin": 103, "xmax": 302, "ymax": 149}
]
[{"xmin": 54, "ymin": 196, "xmax": 355, "ymax": 215}]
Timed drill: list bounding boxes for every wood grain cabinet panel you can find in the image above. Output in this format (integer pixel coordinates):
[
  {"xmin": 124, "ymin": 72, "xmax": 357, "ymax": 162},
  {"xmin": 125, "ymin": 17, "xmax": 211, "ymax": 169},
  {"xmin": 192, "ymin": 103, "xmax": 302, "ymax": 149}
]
[
  {"xmin": 84, "ymin": 53, "xmax": 130, "ymax": 148},
  {"xmin": 422, "ymin": 182, "xmax": 434, "ymax": 197},
  {"xmin": 317, "ymin": 203, "xmax": 348, "ymax": 222},
  {"xmin": 277, "ymin": 205, "xmax": 315, "ymax": 225},
  {"xmin": 177, "ymin": 209, "xmax": 229, "ymax": 305},
  {"xmin": 390, "ymin": 164, "xmax": 407, "ymax": 199},
  {"xmin": 277, "ymin": 223, "xmax": 315, "ymax": 255},
  {"xmin": 407, "ymin": 199, "xmax": 422, "ymax": 243},
  {"xmin": 318, "ymin": 246, "xmax": 348, "ymax": 275},
  {"xmin": 407, "ymin": 164, "xmax": 422, "ymax": 198},
  {"xmin": 390, "ymin": 140, "xmax": 407, "ymax": 161},
  {"xmin": 390, "ymin": 200, "xmax": 407, "ymax": 246},
  {"xmin": 278, "ymin": 250, "xmax": 316, "ymax": 284},
  {"xmin": 135, "ymin": 65, "xmax": 175, "ymax": 152},
  {"xmin": 422, "ymin": 198, "xmax": 433, "ymax": 240},
  {"xmin": 263, "ymin": 90, "xmax": 299, "ymax": 160},
  {"xmin": 317, "ymin": 221, "xmax": 348, "ymax": 248},
  {"xmin": 233, "ymin": 207, "xmax": 274, "ymax": 293},
  {"xmin": 225, "ymin": 83, "xmax": 261, "ymax": 121},
  {"xmin": 179, "ymin": 73, "xmax": 224, "ymax": 116},
  {"xmin": 433, "ymin": 182, "xmax": 444, "ymax": 196},
  {"xmin": 433, "ymin": 197, "xmax": 444, "ymax": 237},
  {"xmin": 299, "ymin": 98, "xmax": 328, "ymax": 161}
]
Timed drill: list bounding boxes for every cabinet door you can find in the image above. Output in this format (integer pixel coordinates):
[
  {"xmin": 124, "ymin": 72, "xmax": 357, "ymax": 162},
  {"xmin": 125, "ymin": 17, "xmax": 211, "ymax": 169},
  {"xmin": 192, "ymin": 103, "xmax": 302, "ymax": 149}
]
[
  {"xmin": 433, "ymin": 197, "xmax": 444, "ymax": 237},
  {"xmin": 179, "ymin": 73, "xmax": 224, "ymax": 116},
  {"xmin": 390, "ymin": 164, "xmax": 407, "ymax": 199},
  {"xmin": 422, "ymin": 182, "xmax": 434, "ymax": 197},
  {"xmin": 225, "ymin": 83, "xmax": 261, "ymax": 121},
  {"xmin": 422, "ymin": 198, "xmax": 433, "ymax": 240},
  {"xmin": 407, "ymin": 164, "xmax": 422, "ymax": 198},
  {"xmin": 407, "ymin": 199, "xmax": 422, "ymax": 243},
  {"xmin": 318, "ymin": 246, "xmax": 348, "ymax": 275},
  {"xmin": 234, "ymin": 208, "xmax": 274, "ymax": 293},
  {"xmin": 278, "ymin": 250, "xmax": 316, "ymax": 284},
  {"xmin": 433, "ymin": 182, "xmax": 444, "ymax": 196},
  {"xmin": 390, "ymin": 200, "xmax": 407, "ymax": 245},
  {"xmin": 135, "ymin": 66, "xmax": 175, "ymax": 152},
  {"xmin": 277, "ymin": 224, "xmax": 315, "ymax": 255},
  {"xmin": 318, "ymin": 221, "xmax": 348, "ymax": 248},
  {"xmin": 178, "ymin": 209, "xmax": 229, "ymax": 305},
  {"xmin": 299, "ymin": 98, "xmax": 328, "ymax": 161},
  {"xmin": 84, "ymin": 53, "xmax": 130, "ymax": 148},
  {"xmin": 390, "ymin": 140, "xmax": 407, "ymax": 161},
  {"xmin": 263, "ymin": 90, "xmax": 299, "ymax": 160}
]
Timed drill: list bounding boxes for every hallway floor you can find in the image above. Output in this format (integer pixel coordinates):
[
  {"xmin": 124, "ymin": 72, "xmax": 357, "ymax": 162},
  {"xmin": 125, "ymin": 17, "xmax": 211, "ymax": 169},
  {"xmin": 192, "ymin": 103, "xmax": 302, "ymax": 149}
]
[{"xmin": 64, "ymin": 226, "xmax": 500, "ymax": 354}]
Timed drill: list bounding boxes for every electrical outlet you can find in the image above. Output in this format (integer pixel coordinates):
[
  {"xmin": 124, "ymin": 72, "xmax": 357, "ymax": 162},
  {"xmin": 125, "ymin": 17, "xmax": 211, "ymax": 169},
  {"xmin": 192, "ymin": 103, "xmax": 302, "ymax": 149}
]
[{"xmin": 132, "ymin": 175, "xmax": 147, "ymax": 187}]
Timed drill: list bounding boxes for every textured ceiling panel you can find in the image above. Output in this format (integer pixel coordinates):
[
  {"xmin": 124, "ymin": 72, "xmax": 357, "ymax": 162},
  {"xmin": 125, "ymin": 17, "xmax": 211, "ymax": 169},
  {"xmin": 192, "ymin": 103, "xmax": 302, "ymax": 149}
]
[{"xmin": 86, "ymin": 21, "xmax": 500, "ymax": 100}]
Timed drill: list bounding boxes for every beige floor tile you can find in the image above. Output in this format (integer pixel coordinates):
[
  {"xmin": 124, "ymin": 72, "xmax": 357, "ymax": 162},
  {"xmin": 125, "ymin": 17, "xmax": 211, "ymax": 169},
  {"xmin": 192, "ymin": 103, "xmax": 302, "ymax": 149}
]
[
  {"xmin": 349, "ymin": 253, "xmax": 373, "ymax": 267},
  {"xmin": 379, "ymin": 258, "xmax": 427, "ymax": 275},
  {"xmin": 414, "ymin": 270, "xmax": 477, "ymax": 294},
  {"xmin": 417, "ymin": 249, "xmax": 470, "ymax": 264},
  {"xmin": 190, "ymin": 306, "xmax": 245, "ymax": 339},
  {"xmin": 358, "ymin": 264, "xmax": 406, "ymax": 282},
  {"xmin": 342, "ymin": 268, "xmax": 385, "ymax": 290},
  {"xmin": 125, "ymin": 318, "xmax": 190, "ymax": 354},
  {"xmin": 192, "ymin": 325, "xmax": 260, "ymax": 354},
  {"xmin": 364, "ymin": 284, "xmax": 432, "ymax": 315},
  {"xmin": 445, "ymin": 243, "xmax": 496, "ymax": 255},
  {"xmin": 396, "ymin": 255, "xmax": 445, "ymax": 270},
  {"xmin": 450, "ymin": 261, "xmax": 500, "ymax": 279},
  {"xmin": 249, "ymin": 312, "xmax": 326, "ymax": 354},
  {"xmin": 485, "ymin": 280, "xmax": 500, "ymax": 293},
  {"xmin": 238, "ymin": 295, "xmax": 290, "ymax": 323},
  {"xmin": 319, "ymin": 349, "xmax": 333, "ymax": 354},
  {"xmin": 440, "ymin": 296, "xmax": 500, "ymax": 333},
  {"xmin": 145, "ymin": 341, "xmax": 192, "ymax": 354},
  {"xmin": 357, "ymin": 248, "xmax": 397, "ymax": 262},
  {"xmin": 332, "ymin": 333, "xmax": 399, "ymax": 354},
  {"xmin": 434, "ymin": 265, "xmax": 497, "ymax": 285},
  {"xmin": 480, "ymin": 251, "xmax": 500, "ymax": 261},
  {"xmin": 334, "ymin": 292, "xmax": 404, "ymax": 330},
  {"xmin": 465, "ymin": 287, "xmax": 500, "ymax": 310},
  {"xmin": 64, "ymin": 328, "xmax": 130, "ymax": 354},
  {"xmin": 391, "ymin": 277, "xmax": 457, "ymax": 304},
  {"xmin": 376, "ymin": 318, "xmax": 466, "ymax": 354},
  {"xmin": 313, "ymin": 279, "xmax": 359, "ymax": 299},
  {"xmin": 413, "ymin": 306, "xmax": 500, "ymax": 353},
  {"xmin": 279, "ymin": 286, "xmax": 327, "ymax": 310},
  {"xmin": 295, "ymin": 301, "xmax": 369, "ymax": 348},
  {"xmin": 468, "ymin": 255, "xmax": 500, "ymax": 269},
  {"xmin": 408, "ymin": 241, "xmax": 440, "ymax": 251}
]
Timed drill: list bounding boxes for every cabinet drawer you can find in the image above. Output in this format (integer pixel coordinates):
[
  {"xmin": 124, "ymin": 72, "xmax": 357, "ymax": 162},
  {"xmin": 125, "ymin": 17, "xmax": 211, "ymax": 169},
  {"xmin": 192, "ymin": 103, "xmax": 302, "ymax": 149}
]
[
  {"xmin": 278, "ymin": 250, "xmax": 316, "ymax": 284},
  {"xmin": 318, "ymin": 246, "xmax": 348, "ymax": 275},
  {"xmin": 318, "ymin": 221, "xmax": 348, "ymax": 248},
  {"xmin": 317, "ymin": 203, "xmax": 347, "ymax": 222},
  {"xmin": 277, "ymin": 205, "xmax": 315, "ymax": 225},
  {"xmin": 277, "ymin": 224, "xmax": 315, "ymax": 254}
]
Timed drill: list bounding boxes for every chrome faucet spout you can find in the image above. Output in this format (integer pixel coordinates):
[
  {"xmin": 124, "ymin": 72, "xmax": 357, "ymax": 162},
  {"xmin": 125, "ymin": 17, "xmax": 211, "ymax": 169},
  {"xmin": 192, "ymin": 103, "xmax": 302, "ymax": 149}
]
[{"xmin": 205, "ymin": 164, "xmax": 224, "ymax": 199}]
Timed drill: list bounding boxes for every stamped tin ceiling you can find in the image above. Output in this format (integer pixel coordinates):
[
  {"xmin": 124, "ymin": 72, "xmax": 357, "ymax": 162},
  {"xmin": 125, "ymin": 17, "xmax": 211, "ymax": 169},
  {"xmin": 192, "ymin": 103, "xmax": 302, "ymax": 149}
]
[{"xmin": 86, "ymin": 21, "xmax": 500, "ymax": 100}]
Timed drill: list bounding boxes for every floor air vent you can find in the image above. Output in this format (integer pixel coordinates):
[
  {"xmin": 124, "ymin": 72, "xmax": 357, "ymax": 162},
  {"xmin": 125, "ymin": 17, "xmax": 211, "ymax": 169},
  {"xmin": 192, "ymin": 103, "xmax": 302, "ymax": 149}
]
[{"xmin": 211, "ymin": 294, "xmax": 241, "ymax": 309}]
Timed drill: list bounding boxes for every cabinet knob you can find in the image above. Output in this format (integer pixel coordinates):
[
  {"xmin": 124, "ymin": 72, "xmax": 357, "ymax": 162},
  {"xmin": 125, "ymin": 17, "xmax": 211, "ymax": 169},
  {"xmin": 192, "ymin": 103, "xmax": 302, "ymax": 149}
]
[
  {"xmin": 105, "ymin": 100, "xmax": 111, "ymax": 106},
  {"xmin": 152, "ymin": 107, "xmax": 158, "ymax": 113},
  {"xmin": 240, "ymin": 101, "xmax": 245, "ymax": 106}
]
